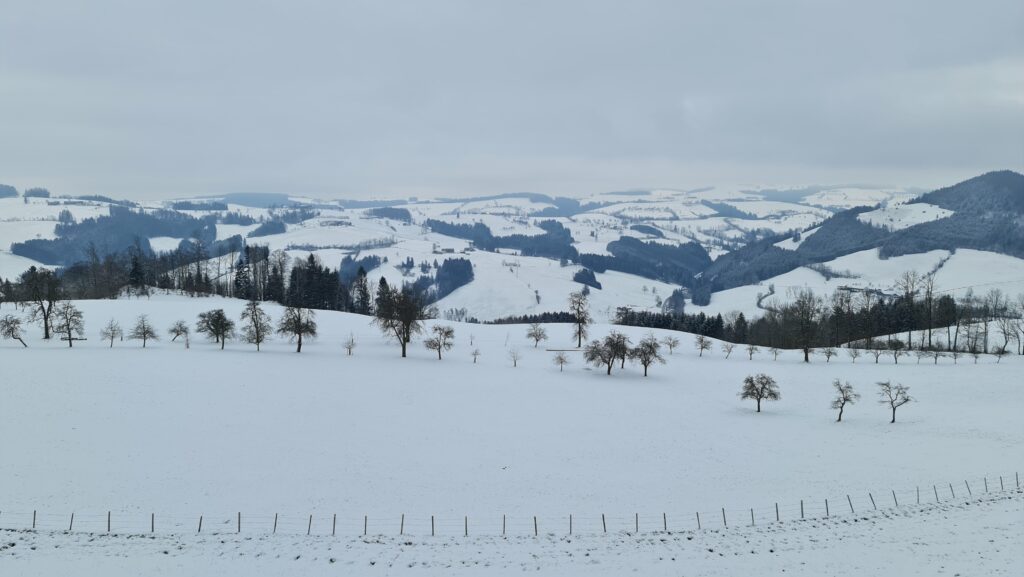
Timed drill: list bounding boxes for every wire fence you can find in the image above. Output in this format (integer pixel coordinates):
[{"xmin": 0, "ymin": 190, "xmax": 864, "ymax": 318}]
[{"xmin": 1, "ymin": 471, "xmax": 1018, "ymax": 538}]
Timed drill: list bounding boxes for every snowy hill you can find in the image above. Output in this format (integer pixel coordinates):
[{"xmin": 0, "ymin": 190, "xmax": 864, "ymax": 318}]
[{"xmin": 1, "ymin": 172, "xmax": 1023, "ymax": 322}]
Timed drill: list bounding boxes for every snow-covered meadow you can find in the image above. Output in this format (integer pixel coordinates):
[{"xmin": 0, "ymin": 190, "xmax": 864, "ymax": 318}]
[{"xmin": 1, "ymin": 294, "xmax": 1021, "ymax": 575}]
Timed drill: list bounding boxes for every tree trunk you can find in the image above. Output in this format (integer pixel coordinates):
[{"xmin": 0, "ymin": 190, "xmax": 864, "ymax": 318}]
[
  {"xmin": 17, "ymin": 337, "xmax": 27, "ymax": 347},
  {"xmin": 756, "ymin": 398, "xmax": 761, "ymax": 413},
  {"xmin": 437, "ymin": 348, "xmax": 442, "ymax": 360},
  {"xmin": 221, "ymin": 338, "xmax": 225, "ymax": 350},
  {"xmin": 891, "ymin": 407, "xmax": 896, "ymax": 423},
  {"xmin": 643, "ymin": 364, "xmax": 648, "ymax": 377},
  {"xmin": 400, "ymin": 340, "xmax": 407, "ymax": 357},
  {"xmin": 296, "ymin": 332, "xmax": 302, "ymax": 353},
  {"xmin": 803, "ymin": 347, "xmax": 809, "ymax": 363},
  {"xmin": 606, "ymin": 363, "xmax": 612, "ymax": 375},
  {"xmin": 837, "ymin": 405, "xmax": 843, "ymax": 422}
]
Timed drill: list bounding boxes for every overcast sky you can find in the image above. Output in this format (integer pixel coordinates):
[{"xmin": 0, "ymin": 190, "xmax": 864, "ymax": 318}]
[{"xmin": 1, "ymin": 0, "xmax": 1022, "ymax": 200}]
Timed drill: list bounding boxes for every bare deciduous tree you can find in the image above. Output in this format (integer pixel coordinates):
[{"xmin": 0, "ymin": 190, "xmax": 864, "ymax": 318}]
[
  {"xmin": 568, "ymin": 291, "xmax": 591, "ymax": 348},
  {"xmin": 769, "ymin": 347, "xmax": 780, "ymax": 361},
  {"xmin": 277, "ymin": 307, "xmax": 316, "ymax": 353},
  {"xmin": 240, "ymin": 301, "xmax": 272, "ymax": 351},
  {"xmin": 847, "ymin": 348, "xmax": 861, "ymax": 363},
  {"xmin": 196, "ymin": 309, "xmax": 234, "ymax": 350},
  {"xmin": 53, "ymin": 301, "xmax": 84, "ymax": 347},
  {"xmin": 661, "ymin": 336, "xmax": 680, "ymax": 355},
  {"xmin": 630, "ymin": 335, "xmax": 665, "ymax": 376},
  {"xmin": 721, "ymin": 342, "xmax": 735, "ymax": 359},
  {"xmin": 870, "ymin": 346, "xmax": 885, "ymax": 364},
  {"xmin": 745, "ymin": 344, "xmax": 759, "ymax": 360},
  {"xmin": 877, "ymin": 381, "xmax": 913, "ymax": 423},
  {"xmin": 424, "ymin": 325, "xmax": 455, "ymax": 360},
  {"xmin": 830, "ymin": 380, "xmax": 860, "ymax": 422},
  {"xmin": 584, "ymin": 338, "xmax": 617, "ymax": 375},
  {"xmin": 739, "ymin": 373, "xmax": 780, "ymax": 413},
  {"xmin": 526, "ymin": 323, "xmax": 548, "ymax": 348},
  {"xmin": 553, "ymin": 351, "xmax": 569, "ymax": 372},
  {"xmin": 820, "ymin": 347, "xmax": 836, "ymax": 363},
  {"xmin": 129, "ymin": 314, "xmax": 158, "ymax": 348},
  {"xmin": 100, "ymin": 318, "xmax": 122, "ymax": 348},
  {"xmin": 168, "ymin": 320, "xmax": 190, "ymax": 348},
  {"xmin": 471, "ymin": 348, "xmax": 480, "ymax": 363},
  {"xmin": 694, "ymin": 335, "xmax": 712, "ymax": 357},
  {"xmin": 343, "ymin": 333, "xmax": 357, "ymax": 356},
  {"xmin": 508, "ymin": 348, "xmax": 521, "ymax": 367},
  {"xmin": 0, "ymin": 314, "xmax": 27, "ymax": 347}
]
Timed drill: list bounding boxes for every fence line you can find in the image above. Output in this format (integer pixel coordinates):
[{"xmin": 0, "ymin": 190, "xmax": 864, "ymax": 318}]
[{"xmin": 0, "ymin": 471, "xmax": 1018, "ymax": 538}]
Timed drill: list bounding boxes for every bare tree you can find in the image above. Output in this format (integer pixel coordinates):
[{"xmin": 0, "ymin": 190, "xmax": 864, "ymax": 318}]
[
  {"xmin": 847, "ymin": 348, "xmax": 861, "ymax": 363},
  {"xmin": 168, "ymin": 320, "xmax": 190, "ymax": 348},
  {"xmin": 343, "ymin": 333, "xmax": 357, "ymax": 356},
  {"xmin": 508, "ymin": 348, "xmax": 521, "ymax": 367},
  {"xmin": 745, "ymin": 344, "xmax": 759, "ymax": 360},
  {"xmin": 129, "ymin": 314, "xmax": 158, "ymax": 348},
  {"xmin": 820, "ymin": 347, "xmax": 837, "ymax": 363},
  {"xmin": 721, "ymin": 342, "xmax": 735, "ymax": 359},
  {"xmin": 928, "ymin": 349, "xmax": 946, "ymax": 364},
  {"xmin": 196, "ymin": 309, "xmax": 235, "ymax": 350},
  {"xmin": 424, "ymin": 325, "xmax": 455, "ymax": 359},
  {"xmin": 277, "ymin": 307, "xmax": 317, "ymax": 353},
  {"xmin": 870, "ymin": 345, "xmax": 885, "ymax": 364},
  {"xmin": 100, "ymin": 318, "xmax": 122, "ymax": 348},
  {"xmin": 373, "ymin": 283, "xmax": 431, "ymax": 357},
  {"xmin": 991, "ymin": 346, "xmax": 1008, "ymax": 363},
  {"xmin": 630, "ymin": 334, "xmax": 665, "ymax": 376},
  {"xmin": 584, "ymin": 338, "xmax": 617, "ymax": 375},
  {"xmin": 0, "ymin": 314, "xmax": 27, "ymax": 347},
  {"xmin": 240, "ymin": 301, "xmax": 272, "ymax": 351},
  {"xmin": 830, "ymin": 380, "xmax": 860, "ymax": 422},
  {"xmin": 526, "ymin": 323, "xmax": 548, "ymax": 348},
  {"xmin": 877, "ymin": 381, "xmax": 912, "ymax": 423},
  {"xmin": 471, "ymin": 348, "xmax": 480, "ymax": 363},
  {"xmin": 19, "ymin": 267, "xmax": 62, "ymax": 340},
  {"xmin": 889, "ymin": 340, "xmax": 906, "ymax": 364},
  {"xmin": 53, "ymin": 301, "xmax": 85, "ymax": 347},
  {"xmin": 553, "ymin": 351, "xmax": 569, "ymax": 372},
  {"xmin": 568, "ymin": 291, "xmax": 591, "ymax": 347},
  {"xmin": 608, "ymin": 331, "xmax": 632, "ymax": 369},
  {"xmin": 950, "ymin": 349, "xmax": 961, "ymax": 364},
  {"xmin": 739, "ymin": 373, "xmax": 781, "ymax": 413},
  {"xmin": 661, "ymin": 336, "xmax": 680, "ymax": 355},
  {"xmin": 769, "ymin": 347, "xmax": 781, "ymax": 361},
  {"xmin": 694, "ymin": 335, "xmax": 712, "ymax": 357}
]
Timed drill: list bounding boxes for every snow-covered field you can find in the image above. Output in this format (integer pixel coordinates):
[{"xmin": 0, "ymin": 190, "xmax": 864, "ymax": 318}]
[{"xmin": 1, "ymin": 294, "xmax": 1021, "ymax": 575}]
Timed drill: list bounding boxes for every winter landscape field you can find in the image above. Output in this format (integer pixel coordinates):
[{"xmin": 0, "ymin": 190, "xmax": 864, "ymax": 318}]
[{"xmin": 1, "ymin": 295, "xmax": 1022, "ymax": 576}]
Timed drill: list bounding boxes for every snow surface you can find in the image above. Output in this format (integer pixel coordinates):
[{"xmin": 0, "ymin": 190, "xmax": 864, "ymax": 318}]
[
  {"xmin": 0, "ymin": 294, "xmax": 1021, "ymax": 574},
  {"xmin": 857, "ymin": 202, "xmax": 953, "ymax": 231}
]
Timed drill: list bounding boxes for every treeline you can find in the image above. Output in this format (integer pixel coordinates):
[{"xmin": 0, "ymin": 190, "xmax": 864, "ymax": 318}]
[{"xmin": 614, "ymin": 279, "xmax": 1024, "ymax": 359}]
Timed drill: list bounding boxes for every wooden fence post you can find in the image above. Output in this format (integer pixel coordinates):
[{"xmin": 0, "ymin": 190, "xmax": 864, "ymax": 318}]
[
  {"xmin": 307, "ymin": 514, "xmax": 312, "ymax": 536},
  {"xmin": 1000, "ymin": 476, "xmax": 1004, "ymax": 491},
  {"xmin": 68, "ymin": 513, "xmax": 74, "ymax": 531},
  {"xmin": 965, "ymin": 480, "xmax": 972, "ymax": 496},
  {"xmin": 502, "ymin": 514, "xmax": 506, "ymax": 536},
  {"xmin": 847, "ymin": 495, "xmax": 854, "ymax": 514},
  {"xmin": 721, "ymin": 508, "xmax": 727, "ymax": 527},
  {"xmin": 775, "ymin": 503, "xmax": 779, "ymax": 522},
  {"xmin": 333, "ymin": 513, "xmax": 337, "ymax": 536},
  {"xmin": 151, "ymin": 513, "xmax": 154, "ymax": 533},
  {"xmin": 869, "ymin": 493, "xmax": 876, "ymax": 510},
  {"xmin": 635, "ymin": 513, "xmax": 638, "ymax": 533},
  {"xmin": 273, "ymin": 513, "xmax": 278, "ymax": 534},
  {"xmin": 107, "ymin": 511, "xmax": 111, "ymax": 533},
  {"xmin": 569, "ymin": 514, "xmax": 572, "ymax": 535},
  {"xmin": 696, "ymin": 512, "xmax": 701, "ymax": 530},
  {"xmin": 750, "ymin": 508, "xmax": 754, "ymax": 526},
  {"xmin": 198, "ymin": 515, "xmax": 203, "ymax": 533},
  {"xmin": 237, "ymin": 512, "xmax": 241, "ymax": 533},
  {"xmin": 533, "ymin": 516, "xmax": 538, "ymax": 537},
  {"xmin": 400, "ymin": 514, "xmax": 404, "ymax": 536},
  {"xmin": 364, "ymin": 515, "xmax": 367, "ymax": 536},
  {"xmin": 464, "ymin": 516, "xmax": 468, "ymax": 537},
  {"xmin": 984, "ymin": 477, "xmax": 988, "ymax": 492},
  {"xmin": 933, "ymin": 485, "xmax": 939, "ymax": 502},
  {"xmin": 33, "ymin": 510, "xmax": 36, "ymax": 530},
  {"xmin": 825, "ymin": 499, "xmax": 829, "ymax": 518},
  {"xmin": 892, "ymin": 490, "xmax": 898, "ymax": 506},
  {"xmin": 602, "ymin": 514, "xmax": 606, "ymax": 533},
  {"xmin": 800, "ymin": 500, "xmax": 804, "ymax": 519},
  {"xmin": 662, "ymin": 512, "xmax": 667, "ymax": 532},
  {"xmin": 917, "ymin": 486, "xmax": 920, "ymax": 504},
  {"xmin": 949, "ymin": 483, "xmax": 955, "ymax": 498},
  {"xmin": 431, "ymin": 515, "xmax": 435, "ymax": 537}
]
